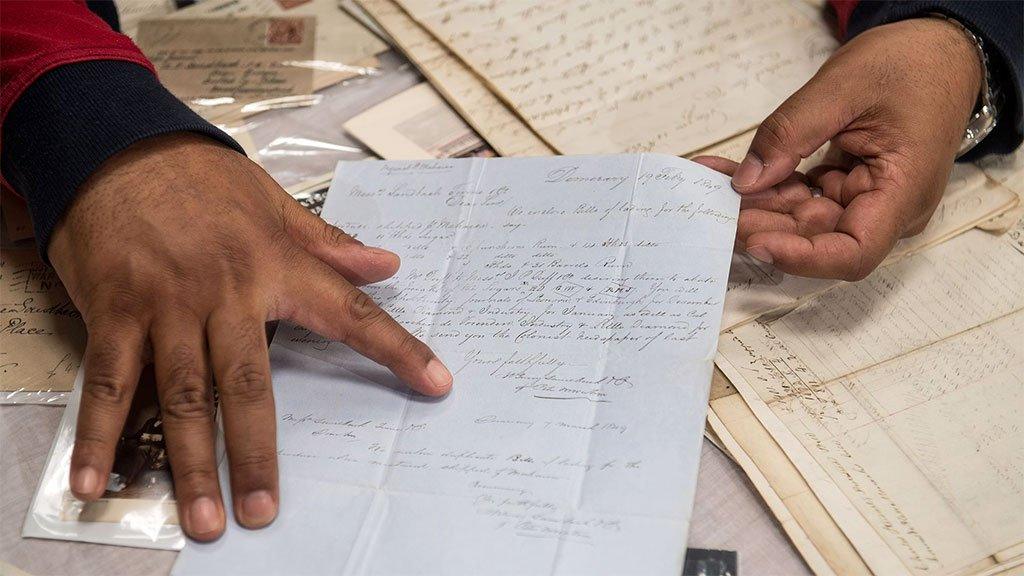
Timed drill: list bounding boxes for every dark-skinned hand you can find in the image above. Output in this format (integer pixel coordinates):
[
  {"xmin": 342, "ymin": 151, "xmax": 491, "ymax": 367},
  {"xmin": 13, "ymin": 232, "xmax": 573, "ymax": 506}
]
[
  {"xmin": 696, "ymin": 17, "xmax": 982, "ymax": 280},
  {"xmin": 50, "ymin": 132, "xmax": 454, "ymax": 541}
]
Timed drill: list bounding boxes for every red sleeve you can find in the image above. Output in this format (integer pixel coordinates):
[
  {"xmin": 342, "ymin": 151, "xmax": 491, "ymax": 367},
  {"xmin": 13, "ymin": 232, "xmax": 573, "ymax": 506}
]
[
  {"xmin": 828, "ymin": 0, "xmax": 860, "ymax": 39},
  {"xmin": 0, "ymin": 0, "xmax": 156, "ymax": 131}
]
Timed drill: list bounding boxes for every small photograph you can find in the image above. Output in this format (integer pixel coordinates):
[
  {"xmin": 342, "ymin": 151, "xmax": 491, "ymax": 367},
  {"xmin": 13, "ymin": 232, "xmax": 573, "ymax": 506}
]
[{"xmin": 57, "ymin": 368, "xmax": 217, "ymax": 526}]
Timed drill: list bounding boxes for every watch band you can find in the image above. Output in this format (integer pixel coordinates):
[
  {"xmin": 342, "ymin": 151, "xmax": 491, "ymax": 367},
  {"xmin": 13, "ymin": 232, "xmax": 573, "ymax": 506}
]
[{"xmin": 927, "ymin": 12, "xmax": 1002, "ymax": 157}]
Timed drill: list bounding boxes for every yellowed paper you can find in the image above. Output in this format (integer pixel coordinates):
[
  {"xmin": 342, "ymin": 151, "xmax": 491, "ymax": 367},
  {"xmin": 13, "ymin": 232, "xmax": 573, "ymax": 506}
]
[
  {"xmin": 710, "ymin": 384, "xmax": 878, "ymax": 575},
  {"xmin": 702, "ymin": 421, "xmax": 727, "ymax": 455},
  {"xmin": 1008, "ymin": 215, "xmax": 1024, "ymax": 255},
  {"xmin": 357, "ymin": 0, "xmax": 555, "ymax": 157},
  {"xmin": 707, "ymin": 407, "xmax": 847, "ymax": 576},
  {"xmin": 0, "ymin": 249, "xmax": 86, "ymax": 397},
  {"xmin": 168, "ymin": 0, "xmax": 388, "ymax": 91},
  {"xmin": 396, "ymin": 0, "xmax": 836, "ymax": 155},
  {"xmin": 137, "ymin": 17, "xmax": 317, "ymax": 107},
  {"xmin": 344, "ymin": 83, "xmax": 491, "ymax": 159},
  {"xmin": 716, "ymin": 226, "xmax": 1024, "ymax": 575},
  {"xmin": 714, "ymin": 366, "xmax": 864, "ymax": 575},
  {"xmin": 713, "ymin": 339, "xmax": 1024, "ymax": 576}
]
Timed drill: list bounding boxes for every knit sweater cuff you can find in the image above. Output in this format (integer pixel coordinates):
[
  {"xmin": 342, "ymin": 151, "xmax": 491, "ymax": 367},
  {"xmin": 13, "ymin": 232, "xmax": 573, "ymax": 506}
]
[{"xmin": 1, "ymin": 60, "xmax": 245, "ymax": 258}]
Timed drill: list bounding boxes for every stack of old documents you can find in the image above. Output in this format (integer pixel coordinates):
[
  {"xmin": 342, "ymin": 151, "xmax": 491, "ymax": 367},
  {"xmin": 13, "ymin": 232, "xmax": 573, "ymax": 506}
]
[{"xmin": 353, "ymin": 0, "xmax": 835, "ymax": 157}]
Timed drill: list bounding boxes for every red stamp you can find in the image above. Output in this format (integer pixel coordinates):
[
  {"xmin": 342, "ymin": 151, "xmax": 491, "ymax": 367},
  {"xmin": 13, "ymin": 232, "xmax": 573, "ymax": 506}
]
[{"xmin": 266, "ymin": 18, "xmax": 305, "ymax": 46}]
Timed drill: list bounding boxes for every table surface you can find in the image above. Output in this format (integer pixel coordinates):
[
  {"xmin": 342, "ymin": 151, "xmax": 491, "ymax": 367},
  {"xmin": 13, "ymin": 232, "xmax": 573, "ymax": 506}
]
[{"xmin": 1, "ymin": 404, "xmax": 810, "ymax": 576}]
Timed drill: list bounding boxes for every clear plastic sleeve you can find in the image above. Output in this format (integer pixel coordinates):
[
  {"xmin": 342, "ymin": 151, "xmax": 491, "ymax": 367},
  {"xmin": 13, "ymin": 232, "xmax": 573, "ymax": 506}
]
[
  {"xmin": 22, "ymin": 368, "xmax": 208, "ymax": 550},
  {"xmin": 219, "ymin": 50, "xmax": 422, "ymax": 188}
]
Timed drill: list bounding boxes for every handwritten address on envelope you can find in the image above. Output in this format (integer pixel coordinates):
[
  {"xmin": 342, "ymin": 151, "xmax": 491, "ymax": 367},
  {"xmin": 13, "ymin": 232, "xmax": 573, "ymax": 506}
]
[{"xmin": 136, "ymin": 16, "xmax": 316, "ymax": 104}]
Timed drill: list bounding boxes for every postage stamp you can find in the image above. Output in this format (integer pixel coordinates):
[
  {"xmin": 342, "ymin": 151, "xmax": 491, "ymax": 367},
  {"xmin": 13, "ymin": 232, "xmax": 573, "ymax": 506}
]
[{"xmin": 266, "ymin": 17, "xmax": 306, "ymax": 46}]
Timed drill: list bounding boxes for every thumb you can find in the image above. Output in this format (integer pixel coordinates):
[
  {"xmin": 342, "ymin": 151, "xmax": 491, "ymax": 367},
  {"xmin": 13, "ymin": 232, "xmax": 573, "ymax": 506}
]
[{"xmin": 733, "ymin": 75, "xmax": 851, "ymax": 194}]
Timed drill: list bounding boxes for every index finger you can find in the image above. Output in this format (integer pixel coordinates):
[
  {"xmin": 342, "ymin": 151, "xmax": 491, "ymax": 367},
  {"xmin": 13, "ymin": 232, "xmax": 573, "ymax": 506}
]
[
  {"xmin": 283, "ymin": 257, "xmax": 452, "ymax": 396},
  {"xmin": 744, "ymin": 191, "xmax": 902, "ymax": 281}
]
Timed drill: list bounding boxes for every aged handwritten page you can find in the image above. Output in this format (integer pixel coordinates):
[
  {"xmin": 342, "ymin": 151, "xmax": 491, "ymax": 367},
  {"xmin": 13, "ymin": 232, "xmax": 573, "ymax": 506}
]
[
  {"xmin": 174, "ymin": 154, "xmax": 739, "ymax": 575},
  {"xmin": 344, "ymin": 83, "xmax": 491, "ymax": 159},
  {"xmin": 0, "ymin": 249, "xmax": 85, "ymax": 403},
  {"xmin": 710, "ymin": 364, "xmax": 1024, "ymax": 576},
  {"xmin": 715, "ymin": 225, "xmax": 1024, "ymax": 575},
  {"xmin": 396, "ymin": 0, "xmax": 836, "ymax": 155},
  {"xmin": 357, "ymin": 0, "xmax": 555, "ymax": 157},
  {"xmin": 708, "ymin": 374, "xmax": 873, "ymax": 576},
  {"xmin": 705, "ymin": 407, "xmax": 851, "ymax": 576},
  {"xmin": 1010, "ymin": 215, "xmax": 1024, "ymax": 255}
]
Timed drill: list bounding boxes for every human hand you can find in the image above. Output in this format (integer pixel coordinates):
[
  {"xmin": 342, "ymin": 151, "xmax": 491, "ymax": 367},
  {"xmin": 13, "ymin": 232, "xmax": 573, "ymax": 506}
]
[
  {"xmin": 49, "ymin": 133, "xmax": 453, "ymax": 541},
  {"xmin": 697, "ymin": 17, "xmax": 982, "ymax": 280}
]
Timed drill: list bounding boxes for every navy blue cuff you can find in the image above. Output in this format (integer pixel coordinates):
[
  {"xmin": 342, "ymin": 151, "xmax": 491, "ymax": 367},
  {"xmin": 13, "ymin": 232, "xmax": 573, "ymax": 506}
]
[
  {"xmin": 846, "ymin": 1, "xmax": 1023, "ymax": 160},
  {"xmin": 1, "ymin": 60, "xmax": 245, "ymax": 259}
]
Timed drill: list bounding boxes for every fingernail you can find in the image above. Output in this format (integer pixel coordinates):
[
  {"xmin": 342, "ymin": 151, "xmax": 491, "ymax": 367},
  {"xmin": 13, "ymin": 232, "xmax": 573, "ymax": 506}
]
[
  {"xmin": 366, "ymin": 247, "xmax": 397, "ymax": 258},
  {"xmin": 742, "ymin": 188, "xmax": 779, "ymax": 201},
  {"xmin": 189, "ymin": 496, "xmax": 222, "ymax": 535},
  {"xmin": 71, "ymin": 466, "xmax": 101, "ymax": 497},
  {"xmin": 366, "ymin": 247, "xmax": 400, "ymax": 266},
  {"xmin": 425, "ymin": 358, "xmax": 453, "ymax": 392},
  {"xmin": 241, "ymin": 490, "xmax": 277, "ymax": 527},
  {"xmin": 732, "ymin": 152, "xmax": 764, "ymax": 189},
  {"xmin": 747, "ymin": 245, "xmax": 773, "ymax": 265}
]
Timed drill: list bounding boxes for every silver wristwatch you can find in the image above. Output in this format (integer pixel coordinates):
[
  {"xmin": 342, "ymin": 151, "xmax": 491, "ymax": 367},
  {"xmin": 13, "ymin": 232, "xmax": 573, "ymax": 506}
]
[{"xmin": 928, "ymin": 13, "xmax": 1002, "ymax": 157}]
